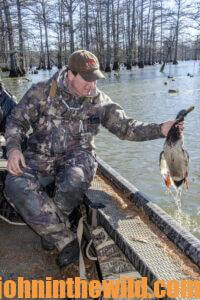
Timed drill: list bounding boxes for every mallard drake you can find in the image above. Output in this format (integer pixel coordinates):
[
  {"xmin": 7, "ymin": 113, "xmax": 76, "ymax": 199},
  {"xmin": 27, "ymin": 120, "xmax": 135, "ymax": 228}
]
[{"xmin": 159, "ymin": 106, "xmax": 194, "ymax": 189}]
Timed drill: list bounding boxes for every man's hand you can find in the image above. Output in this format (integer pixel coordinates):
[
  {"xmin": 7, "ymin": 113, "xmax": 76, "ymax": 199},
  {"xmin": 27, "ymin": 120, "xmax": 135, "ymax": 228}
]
[
  {"xmin": 7, "ymin": 149, "xmax": 27, "ymax": 176},
  {"xmin": 161, "ymin": 120, "xmax": 184, "ymax": 137}
]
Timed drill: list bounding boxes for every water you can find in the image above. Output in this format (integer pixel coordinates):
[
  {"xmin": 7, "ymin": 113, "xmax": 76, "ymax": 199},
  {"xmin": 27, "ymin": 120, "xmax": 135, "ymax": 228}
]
[{"xmin": 1, "ymin": 61, "xmax": 200, "ymax": 239}]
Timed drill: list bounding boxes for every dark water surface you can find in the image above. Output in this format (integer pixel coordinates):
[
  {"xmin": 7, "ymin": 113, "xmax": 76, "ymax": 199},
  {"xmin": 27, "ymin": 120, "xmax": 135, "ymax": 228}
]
[{"xmin": 1, "ymin": 61, "xmax": 200, "ymax": 239}]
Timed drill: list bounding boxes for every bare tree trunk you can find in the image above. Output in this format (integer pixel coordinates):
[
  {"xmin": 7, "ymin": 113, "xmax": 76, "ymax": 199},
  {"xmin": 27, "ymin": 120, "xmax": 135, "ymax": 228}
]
[
  {"xmin": 144, "ymin": 0, "xmax": 151, "ymax": 64},
  {"xmin": 160, "ymin": 30, "xmax": 176, "ymax": 72},
  {"xmin": 111, "ymin": 0, "xmax": 119, "ymax": 71},
  {"xmin": 89, "ymin": 22, "xmax": 93, "ymax": 51},
  {"xmin": 181, "ymin": 41, "xmax": 184, "ymax": 61},
  {"xmin": 38, "ymin": 18, "xmax": 46, "ymax": 69},
  {"xmin": 79, "ymin": 2, "xmax": 84, "ymax": 48},
  {"xmin": 64, "ymin": 0, "xmax": 75, "ymax": 53},
  {"xmin": 85, "ymin": 0, "xmax": 89, "ymax": 50},
  {"xmin": 105, "ymin": 0, "xmax": 111, "ymax": 72},
  {"xmin": 94, "ymin": 4, "xmax": 99, "ymax": 54},
  {"xmin": 169, "ymin": 28, "xmax": 173, "ymax": 62},
  {"xmin": 151, "ymin": 0, "xmax": 156, "ymax": 64},
  {"xmin": 138, "ymin": 0, "xmax": 144, "ymax": 68},
  {"xmin": 94, "ymin": 0, "xmax": 104, "ymax": 69},
  {"xmin": 3, "ymin": 0, "xmax": 22, "ymax": 77},
  {"xmin": 159, "ymin": 0, "xmax": 163, "ymax": 63},
  {"xmin": 63, "ymin": 0, "xmax": 76, "ymax": 54},
  {"xmin": 57, "ymin": 0, "xmax": 63, "ymax": 69},
  {"xmin": 148, "ymin": 28, "xmax": 153, "ymax": 65},
  {"xmin": 99, "ymin": 1, "xmax": 105, "ymax": 69},
  {"xmin": 63, "ymin": 11, "xmax": 68, "ymax": 65},
  {"xmin": 131, "ymin": 0, "xmax": 136, "ymax": 65},
  {"xmin": 41, "ymin": 0, "xmax": 51, "ymax": 69},
  {"xmin": 16, "ymin": 0, "xmax": 26, "ymax": 75},
  {"xmin": 122, "ymin": 9, "xmax": 126, "ymax": 56},
  {"xmin": 69, "ymin": 10, "xmax": 74, "ymax": 53},
  {"xmin": 126, "ymin": 0, "xmax": 132, "ymax": 70},
  {"xmin": 194, "ymin": 36, "xmax": 199, "ymax": 60},
  {"xmin": 173, "ymin": 0, "xmax": 180, "ymax": 64},
  {"xmin": 0, "ymin": 5, "xmax": 8, "ymax": 66}
]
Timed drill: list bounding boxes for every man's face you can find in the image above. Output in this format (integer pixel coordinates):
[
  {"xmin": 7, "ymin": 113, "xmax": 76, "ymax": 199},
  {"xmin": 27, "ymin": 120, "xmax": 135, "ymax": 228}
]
[{"xmin": 67, "ymin": 71, "xmax": 97, "ymax": 97}]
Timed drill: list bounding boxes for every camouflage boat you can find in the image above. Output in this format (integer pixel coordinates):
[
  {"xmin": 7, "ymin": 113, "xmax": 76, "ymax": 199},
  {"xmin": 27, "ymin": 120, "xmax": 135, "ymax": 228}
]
[{"xmin": 0, "ymin": 157, "xmax": 199, "ymax": 300}]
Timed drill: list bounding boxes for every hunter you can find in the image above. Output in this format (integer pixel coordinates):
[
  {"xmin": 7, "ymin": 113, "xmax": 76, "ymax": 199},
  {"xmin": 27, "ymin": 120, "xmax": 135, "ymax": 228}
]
[{"xmin": 4, "ymin": 50, "xmax": 179, "ymax": 267}]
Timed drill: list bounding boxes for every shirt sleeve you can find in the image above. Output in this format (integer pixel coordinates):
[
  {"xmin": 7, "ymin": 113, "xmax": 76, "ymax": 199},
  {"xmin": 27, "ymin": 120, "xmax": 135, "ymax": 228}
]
[
  {"xmin": 101, "ymin": 98, "xmax": 165, "ymax": 142},
  {"xmin": 5, "ymin": 83, "xmax": 43, "ymax": 154}
]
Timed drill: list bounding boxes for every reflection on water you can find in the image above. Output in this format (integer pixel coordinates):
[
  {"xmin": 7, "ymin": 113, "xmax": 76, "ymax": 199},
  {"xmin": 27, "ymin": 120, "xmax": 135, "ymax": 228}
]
[{"xmin": 1, "ymin": 62, "xmax": 200, "ymax": 239}]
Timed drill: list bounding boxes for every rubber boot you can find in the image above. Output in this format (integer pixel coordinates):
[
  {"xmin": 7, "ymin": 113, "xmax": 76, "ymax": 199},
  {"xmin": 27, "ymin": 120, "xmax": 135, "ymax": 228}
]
[{"xmin": 56, "ymin": 238, "xmax": 79, "ymax": 268}]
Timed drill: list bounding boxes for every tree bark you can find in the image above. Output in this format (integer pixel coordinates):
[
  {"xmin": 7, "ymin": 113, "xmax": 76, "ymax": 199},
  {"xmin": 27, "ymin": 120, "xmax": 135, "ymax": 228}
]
[
  {"xmin": 63, "ymin": 0, "xmax": 77, "ymax": 54},
  {"xmin": 38, "ymin": 18, "xmax": 46, "ymax": 70},
  {"xmin": 57, "ymin": 0, "xmax": 63, "ymax": 69},
  {"xmin": 105, "ymin": 0, "xmax": 111, "ymax": 72},
  {"xmin": 16, "ymin": 0, "xmax": 26, "ymax": 75},
  {"xmin": 131, "ymin": 0, "xmax": 136, "ymax": 65},
  {"xmin": 159, "ymin": 0, "xmax": 163, "ymax": 63},
  {"xmin": 94, "ymin": 0, "xmax": 104, "ymax": 70},
  {"xmin": 173, "ymin": 0, "xmax": 181, "ymax": 65},
  {"xmin": 79, "ymin": 2, "xmax": 84, "ymax": 49},
  {"xmin": 41, "ymin": 0, "xmax": 51, "ymax": 69},
  {"xmin": 111, "ymin": 0, "xmax": 119, "ymax": 71},
  {"xmin": 138, "ymin": 0, "xmax": 144, "ymax": 68},
  {"xmin": 151, "ymin": 0, "xmax": 156, "ymax": 64},
  {"xmin": 0, "ymin": 5, "xmax": 8, "ymax": 66},
  {"xmin": 63, "ymin": 8, "xmax": 68, "ymax": 65},
  {"xmin": 144, "ymin": 0, "xmax": 151, "ymax": 65},
  {"xmin": 126, "ymin": 0, "xmax": 132, "ymax": 70},
  {"xmin": 85, "ymin": 0, "xmax": 89, "ymax": 50},
  {"xmin": 99, "ymin": 0, "xmax": 105, "ymax": 69},
  {"xmin": 3, "ymin": 0, "xmax": 22, "ymax": 77}
]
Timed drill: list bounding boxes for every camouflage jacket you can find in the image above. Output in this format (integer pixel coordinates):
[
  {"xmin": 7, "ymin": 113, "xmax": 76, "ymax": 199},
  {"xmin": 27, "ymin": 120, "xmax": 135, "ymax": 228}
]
[
  {"xmin": 5, "ymin": 68, "xmax": 164, "ymax": 173},
  {"xmin": 0, "ymin": 82, "xmax": 17, "ymax": 133}
]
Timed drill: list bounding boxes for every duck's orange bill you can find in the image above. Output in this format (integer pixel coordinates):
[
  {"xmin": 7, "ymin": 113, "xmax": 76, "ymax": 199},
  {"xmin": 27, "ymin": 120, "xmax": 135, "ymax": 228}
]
[{"xmin": 165, "ymin": 175, "xmax": 171, "ymax": 188}]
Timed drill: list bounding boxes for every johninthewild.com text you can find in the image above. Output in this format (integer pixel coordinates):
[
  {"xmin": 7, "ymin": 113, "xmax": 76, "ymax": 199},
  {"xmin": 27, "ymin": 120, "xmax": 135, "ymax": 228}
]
[{"xmin": 0, "ymin": 276, "xmax": 200, "ymax": 299}]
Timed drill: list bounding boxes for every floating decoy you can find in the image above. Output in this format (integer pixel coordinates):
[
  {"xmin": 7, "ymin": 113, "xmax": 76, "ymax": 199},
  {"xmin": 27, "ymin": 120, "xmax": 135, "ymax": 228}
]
[{"xmin": 168, "ymin": 89, "xmax": 179, "ymax": 94}]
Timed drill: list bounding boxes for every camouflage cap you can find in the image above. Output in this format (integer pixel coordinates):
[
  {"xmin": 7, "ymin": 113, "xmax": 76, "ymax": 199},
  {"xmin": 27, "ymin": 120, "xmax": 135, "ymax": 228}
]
[{"xmin": 68, "ymin": 50, "xmax": 105, "ymax": 82}]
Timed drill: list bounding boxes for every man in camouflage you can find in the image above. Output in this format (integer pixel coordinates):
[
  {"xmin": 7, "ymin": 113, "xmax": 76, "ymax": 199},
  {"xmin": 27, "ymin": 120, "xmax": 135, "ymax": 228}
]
[
  {"xmin": 0, "ymin": 80, "xmax": 17, "ymax": 133},
  {"xmin": 4, "ymin": 50, "xmax": 177, "ymax": 267}
]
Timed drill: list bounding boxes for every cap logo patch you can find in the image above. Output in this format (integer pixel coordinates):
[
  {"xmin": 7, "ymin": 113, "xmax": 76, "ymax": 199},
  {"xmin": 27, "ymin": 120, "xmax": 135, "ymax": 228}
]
[{"xmin": 87, "ymin": 59, "xmax": 96, "ymax": 66}]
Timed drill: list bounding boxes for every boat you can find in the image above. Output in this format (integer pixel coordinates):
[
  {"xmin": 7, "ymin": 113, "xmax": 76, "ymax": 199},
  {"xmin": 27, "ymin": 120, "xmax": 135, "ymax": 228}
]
[{"xmin": 0, "ymin": 156, "xmax": 199, "ymax": 299}]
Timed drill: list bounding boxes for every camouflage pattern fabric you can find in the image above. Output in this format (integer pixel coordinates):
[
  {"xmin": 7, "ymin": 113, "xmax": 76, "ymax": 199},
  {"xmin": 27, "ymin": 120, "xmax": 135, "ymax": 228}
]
[
  {"xmin": 4, "ymin": 67, "xmax": 164, "ymax": 250},
  {"xmin": 5, "ymin": 67, "xmax": 164, "ymax": 173},
  {"xmin": 5, "ymin": 150, "xmax": 97, "ymax": 251},
  {"xmin": 0, "ymin": 82, "xmax": 16, "ymax": 133}
]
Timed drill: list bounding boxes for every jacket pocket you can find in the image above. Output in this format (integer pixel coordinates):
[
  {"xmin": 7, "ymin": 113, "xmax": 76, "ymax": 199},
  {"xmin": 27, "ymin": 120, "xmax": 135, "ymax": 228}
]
[{"xmin": 51, "ymin": 125, "xmax": 67, "ymax": 155}]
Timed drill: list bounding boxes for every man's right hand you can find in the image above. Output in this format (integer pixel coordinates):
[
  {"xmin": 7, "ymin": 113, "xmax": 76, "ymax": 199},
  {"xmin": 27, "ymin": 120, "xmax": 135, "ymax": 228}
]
[{"xmin": 7, "ymin": 149, "xmax": 27, "ymax": 176}]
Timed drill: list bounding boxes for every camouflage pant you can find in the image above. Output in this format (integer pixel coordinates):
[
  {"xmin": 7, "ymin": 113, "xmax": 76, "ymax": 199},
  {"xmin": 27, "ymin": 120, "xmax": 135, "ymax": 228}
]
[{"xmin": 4, "ymin": 151, "xmax": 97, "ymax": 251}]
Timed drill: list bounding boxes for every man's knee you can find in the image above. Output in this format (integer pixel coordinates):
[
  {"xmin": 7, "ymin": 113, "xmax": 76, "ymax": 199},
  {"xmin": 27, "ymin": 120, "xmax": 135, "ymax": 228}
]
[
  {"xmin": 58, "ymin": 167, "xmax": 88, "ymax": 194},
  {"xmin": 5, "ymin": 174, "xmax": 27, "ymax": 201},
  {"xmin": 54, "ymin": 167, "xmax": 90, "ymax": 213},
  {"xmin": 4, "ymin": 174, "xmax": 41, "ymax": 218}
]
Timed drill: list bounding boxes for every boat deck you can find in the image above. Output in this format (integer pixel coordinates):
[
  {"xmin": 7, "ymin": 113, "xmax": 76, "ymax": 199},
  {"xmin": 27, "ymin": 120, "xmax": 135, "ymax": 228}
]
[
  {"xmin": 0, "ymin": 158, "xmax": 200, "ymax": 300},
  {"xmin": 0, "ymin": 220, "xmax": 60, "ymax": 280},
  {"xmin": 88, "ymin": 173, "xmax": 200, "ymax": 279}
]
